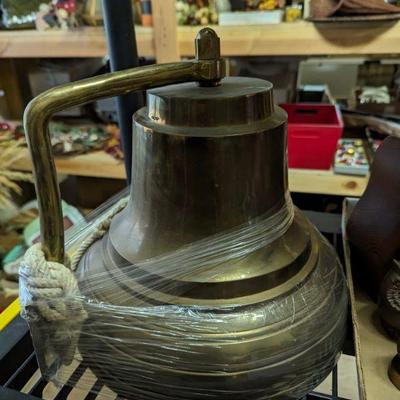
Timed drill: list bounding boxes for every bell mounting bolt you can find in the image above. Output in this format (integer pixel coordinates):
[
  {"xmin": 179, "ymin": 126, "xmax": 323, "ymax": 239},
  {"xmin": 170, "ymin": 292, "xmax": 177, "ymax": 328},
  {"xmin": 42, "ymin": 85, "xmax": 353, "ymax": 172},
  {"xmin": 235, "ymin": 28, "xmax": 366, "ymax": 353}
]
[{"xmin": 195, "ymin": 28, "xmax": 226, "ymax": 87}]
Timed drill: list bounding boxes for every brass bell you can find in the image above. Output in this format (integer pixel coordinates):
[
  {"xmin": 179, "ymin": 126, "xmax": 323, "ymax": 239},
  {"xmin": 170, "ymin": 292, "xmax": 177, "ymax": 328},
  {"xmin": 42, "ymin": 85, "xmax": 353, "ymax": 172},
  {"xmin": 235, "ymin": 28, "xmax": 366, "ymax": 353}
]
[{"xmin": 23, "ymin": 28, "xmax": 347, "ymax": 400}]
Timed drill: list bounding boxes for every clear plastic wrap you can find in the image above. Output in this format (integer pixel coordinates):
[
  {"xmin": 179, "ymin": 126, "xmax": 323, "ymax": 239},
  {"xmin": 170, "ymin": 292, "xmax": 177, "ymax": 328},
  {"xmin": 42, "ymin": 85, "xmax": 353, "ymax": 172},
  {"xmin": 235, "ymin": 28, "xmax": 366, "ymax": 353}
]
[{"xmin": 20, "ymin": 190, "xmax": 348, "ymax": 400}]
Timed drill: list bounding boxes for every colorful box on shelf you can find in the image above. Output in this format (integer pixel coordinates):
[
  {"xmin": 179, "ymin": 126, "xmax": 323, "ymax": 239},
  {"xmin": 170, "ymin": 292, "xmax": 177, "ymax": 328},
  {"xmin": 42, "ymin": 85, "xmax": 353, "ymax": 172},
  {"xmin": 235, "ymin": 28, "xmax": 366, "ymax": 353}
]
[
  {"xmin": 334, "ymin": 139, "xmax": 370, "ymax": 176},
  {"xmin": 218, "ymin": 10, "xmax": 283, "ymax": 25},
  {"xmin": 280, "ymin": 103, "xmax": 344, "ymax": 170}
]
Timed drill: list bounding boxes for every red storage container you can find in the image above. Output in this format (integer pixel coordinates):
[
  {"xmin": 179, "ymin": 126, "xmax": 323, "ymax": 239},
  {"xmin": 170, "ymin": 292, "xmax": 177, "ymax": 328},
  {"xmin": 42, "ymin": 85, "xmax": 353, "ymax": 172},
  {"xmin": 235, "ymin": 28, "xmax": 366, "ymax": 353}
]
[{"xmin": 280, "ymin": 103, "xmax": 343, "ymax": 170}]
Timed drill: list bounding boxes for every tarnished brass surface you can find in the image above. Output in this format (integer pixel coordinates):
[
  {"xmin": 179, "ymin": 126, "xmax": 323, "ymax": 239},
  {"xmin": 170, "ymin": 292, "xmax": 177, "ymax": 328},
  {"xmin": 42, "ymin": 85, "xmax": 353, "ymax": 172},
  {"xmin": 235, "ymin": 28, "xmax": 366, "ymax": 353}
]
[
  {"xmin": 74, "ymin": 47, "xmax": 347, "ymax": 400},
  {"xmin": 23, "ymin": 28, "xmax": 225, "ymax": 263},
  {"xmin": 76, "ymin": 212, "xmax": 346, "ymax": 399},
  {"xmin": 25, "ymin": 27, "xmax": 347, "ymax": 400}
]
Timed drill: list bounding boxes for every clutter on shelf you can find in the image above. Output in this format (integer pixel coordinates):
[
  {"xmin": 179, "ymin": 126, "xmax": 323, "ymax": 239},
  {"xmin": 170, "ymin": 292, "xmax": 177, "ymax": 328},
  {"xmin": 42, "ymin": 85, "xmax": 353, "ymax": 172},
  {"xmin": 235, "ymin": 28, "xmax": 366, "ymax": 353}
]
[
  {"xmin": 81, "ymin": 0, "xmax": 146, "ymax": 27},
  {"xmin": 0, "ymin": 0, "xmax": 43, "ymax": 29},
  {"xmin": 176, "ymin": 1, "xmax": 303, "ymax": 26},
  {"xmin": 0, "ymin": 0, "xmax": 148, "ymax": 30},
  {"xmin": 359, "ymin": 86, "xmax": 391, "ymax": 105},
  {"xmin": 35, "ymin": 0, "xmax": 79, "ymax": 30},
  {"xmin": 0, "ymin": 119, "xmax": 122, "ymax": 158},
  {"xmin": 140, "ymin": 0, "xmax": 153, "ymax": 26},
  {"xmin": 103, "ymin": 123, "xmax": 124, "ymax": 160},
  {"xmin": 176, "ymin": 0, "xmax": 218, "ymax": 25},
  {"xmin": 285, "ymin": 2, "xmax": 302, "ymax": 21},
  {"xmin": 334, "ymin": 139, "xmax": 370, "ymax": 176},
  {"xmin": 48, "ymin": 122, "xmax": 111, "ymax": 155},
  {"xmin": 0, "ymin": 0, "xmax": 80, "ymax": 30}
]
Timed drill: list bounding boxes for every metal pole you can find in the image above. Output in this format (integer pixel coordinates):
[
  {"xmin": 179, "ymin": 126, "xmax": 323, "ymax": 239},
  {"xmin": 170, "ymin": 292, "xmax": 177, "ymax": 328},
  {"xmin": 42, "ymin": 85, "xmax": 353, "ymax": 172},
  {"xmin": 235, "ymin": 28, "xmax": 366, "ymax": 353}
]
[{"xmin": 102, "ymin": 0, "xmax": 144, "ymax": 183}]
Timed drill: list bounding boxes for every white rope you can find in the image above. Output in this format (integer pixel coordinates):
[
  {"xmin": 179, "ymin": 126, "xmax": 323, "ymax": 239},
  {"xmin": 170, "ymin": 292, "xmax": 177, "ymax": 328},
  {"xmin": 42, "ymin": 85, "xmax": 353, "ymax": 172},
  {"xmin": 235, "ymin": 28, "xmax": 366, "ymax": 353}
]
[
  {"xmin": 20, "ymin": 244, "xmax": 86, "ymax": 322},
  {"xmin": 71, "ymin": 198, "xmax": 128, "ymax": 271},
  {"xmin": 19, "ymin": 198, "xmax": 127, "ymax": 365}
]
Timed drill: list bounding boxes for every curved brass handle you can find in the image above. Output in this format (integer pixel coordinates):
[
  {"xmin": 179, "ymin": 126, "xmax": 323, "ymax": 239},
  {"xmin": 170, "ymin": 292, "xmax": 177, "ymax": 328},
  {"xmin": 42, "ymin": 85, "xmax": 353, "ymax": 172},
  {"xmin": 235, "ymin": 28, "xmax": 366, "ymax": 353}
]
[{"xmin": 23, "ymin": 28, "xmax": 225, "ymax": 263}]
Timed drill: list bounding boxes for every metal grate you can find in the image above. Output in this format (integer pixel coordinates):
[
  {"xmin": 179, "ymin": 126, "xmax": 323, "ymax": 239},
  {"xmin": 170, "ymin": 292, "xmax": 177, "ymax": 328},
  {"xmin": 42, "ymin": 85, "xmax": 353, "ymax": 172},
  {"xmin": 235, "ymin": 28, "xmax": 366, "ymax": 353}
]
[
  {"xmin": 0, "ymin": 210, "xmax": 349, "ymax": 400},
  {"xmin": 0, "ymin": 316, "xmax": 346, "ymax": 400}
]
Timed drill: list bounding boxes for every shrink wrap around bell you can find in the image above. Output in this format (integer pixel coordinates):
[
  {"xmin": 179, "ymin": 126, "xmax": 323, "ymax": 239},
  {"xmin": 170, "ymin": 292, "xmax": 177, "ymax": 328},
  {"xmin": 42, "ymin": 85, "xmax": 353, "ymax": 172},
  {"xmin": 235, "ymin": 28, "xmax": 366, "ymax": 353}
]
[{"xmin": 20, "ymin": 190, "xmax": 348, "ymax": 400}]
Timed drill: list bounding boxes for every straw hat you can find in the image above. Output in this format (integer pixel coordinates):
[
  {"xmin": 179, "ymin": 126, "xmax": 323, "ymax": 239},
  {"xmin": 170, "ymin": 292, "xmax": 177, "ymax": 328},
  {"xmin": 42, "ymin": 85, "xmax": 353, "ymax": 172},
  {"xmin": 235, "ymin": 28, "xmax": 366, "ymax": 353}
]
[
  {"xmin": 310, "ymin": 0, "xmax": 345, "ymax": 18},
  {"xmin": 341, "ymin": 0, "xmax": 400, "ymax": 15},
  {"xmin": 310, "ymin": 0, "xmax": 400, "ymax": 18}
]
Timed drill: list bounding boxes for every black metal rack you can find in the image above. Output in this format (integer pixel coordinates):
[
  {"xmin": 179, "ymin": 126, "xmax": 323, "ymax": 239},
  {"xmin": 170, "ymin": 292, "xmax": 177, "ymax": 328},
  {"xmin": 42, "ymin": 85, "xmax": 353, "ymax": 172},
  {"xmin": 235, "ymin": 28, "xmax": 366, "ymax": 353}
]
[
  {"xmin": 0, "ymin": 211, "xmax": 352, "ymax": 400},
  {"xmin": 0, "ymin": 316, "xmax": 343, "ymax": 400},
  {"xmin": 102, "ymin": 0, "xmax": 143, "ymax": 183}
]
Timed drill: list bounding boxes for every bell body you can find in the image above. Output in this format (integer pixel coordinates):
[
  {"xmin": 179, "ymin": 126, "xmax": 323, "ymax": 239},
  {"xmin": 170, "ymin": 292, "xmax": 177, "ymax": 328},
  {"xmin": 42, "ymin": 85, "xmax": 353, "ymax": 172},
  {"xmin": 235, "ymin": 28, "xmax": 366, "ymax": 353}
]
[{"xmin": 76, "ymin": 77, "xmax": 347, "ymax": 399}]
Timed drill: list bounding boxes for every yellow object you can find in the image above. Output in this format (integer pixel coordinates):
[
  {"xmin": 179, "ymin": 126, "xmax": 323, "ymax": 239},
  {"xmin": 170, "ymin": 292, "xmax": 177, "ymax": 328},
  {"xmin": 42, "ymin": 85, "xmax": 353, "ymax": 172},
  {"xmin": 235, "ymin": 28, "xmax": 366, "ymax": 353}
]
[
  {"xmin": 285, "ymin": 6, "xmax": 302, "ymax": 22},
  {"xmin": 0, "ymin": 298, "xmax": 20, "ymax": 331},
  {"xmin": 259, "ymin": 0, "xmax": 276, "ymax": 11}
]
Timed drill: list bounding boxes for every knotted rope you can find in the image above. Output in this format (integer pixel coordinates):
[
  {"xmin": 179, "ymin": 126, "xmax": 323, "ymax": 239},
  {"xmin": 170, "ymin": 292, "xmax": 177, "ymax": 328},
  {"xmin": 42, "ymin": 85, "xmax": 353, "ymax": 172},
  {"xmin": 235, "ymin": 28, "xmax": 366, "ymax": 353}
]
[{"xmin": 19, "ymin": 198, "xmax": 128, "ymax": 365}]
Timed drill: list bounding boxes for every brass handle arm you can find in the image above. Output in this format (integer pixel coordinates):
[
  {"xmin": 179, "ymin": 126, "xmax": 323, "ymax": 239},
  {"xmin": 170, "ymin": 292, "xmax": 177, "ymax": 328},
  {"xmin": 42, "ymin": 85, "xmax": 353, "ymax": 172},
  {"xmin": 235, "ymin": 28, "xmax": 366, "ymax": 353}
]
[{"xmin": 24, "ymin": 52, "xmax": 225, "ymax": 263}]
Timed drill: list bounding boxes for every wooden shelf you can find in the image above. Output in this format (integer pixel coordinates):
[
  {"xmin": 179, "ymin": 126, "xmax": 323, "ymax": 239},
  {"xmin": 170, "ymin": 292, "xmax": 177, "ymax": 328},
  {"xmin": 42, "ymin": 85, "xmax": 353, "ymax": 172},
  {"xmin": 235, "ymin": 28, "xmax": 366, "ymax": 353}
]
[
  {"xmin": 2, "ymin": 21, "xmax": 400, "ymax": 59},
  {"xmin": 12, "ymin": 149, "xmax": 368, "ymax": 197},
  {"xmin": 289, "ymin": 167, "xmax": 368, "ymax": 197},
  {"xmin": 0, "ymin": 26, "xmax": 155, "ymax": 58},
  {"xmin": 13, "ymin": 149, "xmax": 123, "ymax": 179},
  {"xmin": 179, "ymin": 21, "xmax": 400, "ymax": 56}
]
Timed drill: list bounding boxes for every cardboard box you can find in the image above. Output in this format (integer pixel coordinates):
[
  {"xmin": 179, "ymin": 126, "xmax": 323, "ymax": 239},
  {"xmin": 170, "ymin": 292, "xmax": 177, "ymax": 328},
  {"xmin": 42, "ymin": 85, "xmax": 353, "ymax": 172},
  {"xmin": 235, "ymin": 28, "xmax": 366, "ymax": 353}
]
[{"xmin": 342, "ymin": 198, "xmax": 399, "ymax": 400}]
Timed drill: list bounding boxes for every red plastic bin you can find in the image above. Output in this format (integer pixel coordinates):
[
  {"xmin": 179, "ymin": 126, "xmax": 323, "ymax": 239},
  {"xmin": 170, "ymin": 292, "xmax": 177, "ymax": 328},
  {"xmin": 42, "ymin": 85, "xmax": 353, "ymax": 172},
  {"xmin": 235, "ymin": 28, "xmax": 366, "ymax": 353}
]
[{"xmin": 280, "ymin": 103, "xmax": 343, "ymax": 170}]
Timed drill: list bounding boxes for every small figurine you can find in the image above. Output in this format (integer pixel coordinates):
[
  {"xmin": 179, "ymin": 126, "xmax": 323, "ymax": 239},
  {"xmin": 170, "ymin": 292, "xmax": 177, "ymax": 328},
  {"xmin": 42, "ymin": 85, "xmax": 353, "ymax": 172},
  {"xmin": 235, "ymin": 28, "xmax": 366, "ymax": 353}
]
[
  {"xmin": 249, "ymin": 0, "xmax": 285, "ymax": 10},
  {"xmin": 259, "ymin": 0, "xmax": 278, "ymax": 10},
  {"xmin": 54, "ymin": 0, "xmax": 78, "ymax": 28},
  {"xmin": 176, "ymin": 0, "xmax": 218, "ymax": 25},
  {"xmin": 35, "ymin": 3, "xmax": 59, "ymax": 30},
  {"xmin": 105, "ymin": 124, "xmax": 124, "ymax": 160},
  {"xmin": 35, "ymin": 0, "xmax": 78, "ymax": 30}
]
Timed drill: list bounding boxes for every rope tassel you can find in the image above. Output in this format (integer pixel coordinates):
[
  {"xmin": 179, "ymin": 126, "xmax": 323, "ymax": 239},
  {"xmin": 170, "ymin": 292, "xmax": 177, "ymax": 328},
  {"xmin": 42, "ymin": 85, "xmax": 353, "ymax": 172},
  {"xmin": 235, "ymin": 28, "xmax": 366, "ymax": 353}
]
[{"xmin": 19, "ymin": 244, "xmax": 88, "ymax": 365}]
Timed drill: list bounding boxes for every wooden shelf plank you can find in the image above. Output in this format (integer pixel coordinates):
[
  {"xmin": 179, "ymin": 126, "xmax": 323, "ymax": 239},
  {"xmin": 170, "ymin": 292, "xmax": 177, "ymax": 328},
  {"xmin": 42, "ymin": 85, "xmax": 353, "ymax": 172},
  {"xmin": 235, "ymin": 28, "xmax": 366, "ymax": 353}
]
[
  {"xmin": 0, "ymin": 26, "xmax": 155, "ymax": 58},
  {"xmin": 13, "ymin": 149, "xmax": 368, "ymax": 196},
  {"xmin": 2, "ymin": 21, "xmax": 400, "ymax": 59},
  {"xmin": 289, "ymin": 168, "xmax": 368, "ymax": 197},
  {"xmin": 178, "ymin": 21, "xmax": 400, "ymax": 57},
  {"xmin": 13, "ymin": 148, "xmax": 125, "ymax": 179}
]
